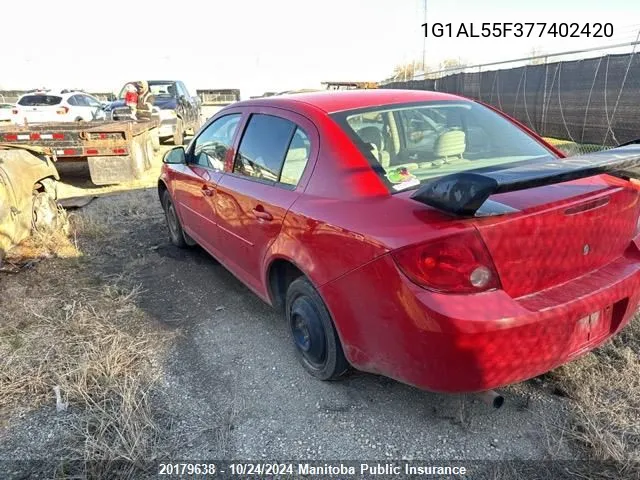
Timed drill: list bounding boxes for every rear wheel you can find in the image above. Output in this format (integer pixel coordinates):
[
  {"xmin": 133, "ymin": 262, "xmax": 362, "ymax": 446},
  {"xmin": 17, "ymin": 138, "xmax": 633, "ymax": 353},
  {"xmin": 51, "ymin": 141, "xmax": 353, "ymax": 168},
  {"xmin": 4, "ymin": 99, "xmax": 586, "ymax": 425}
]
[
  {"xmin": 286, "ymin": 277, "xmax": 349, "ymax": 380},
  {"xmin": 161, "ymin": 190, "xmax": 195, "ymax": 247}
]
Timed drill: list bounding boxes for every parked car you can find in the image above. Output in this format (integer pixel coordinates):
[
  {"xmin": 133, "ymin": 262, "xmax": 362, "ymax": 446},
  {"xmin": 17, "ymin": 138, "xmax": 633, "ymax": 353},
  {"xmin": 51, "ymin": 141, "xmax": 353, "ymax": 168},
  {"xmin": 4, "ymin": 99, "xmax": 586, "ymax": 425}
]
[
  {"xmin": 157, "ymin": 89, "xmax": 640, "ymax": 394},
  {"xmin": 0, "ymin": 103, "xmax": 13, "ymax": 122},
  {"xmin": 11, "ymin": 90, "xmax": 106, "ymax": 124},
  {"xmin": 0, "ymin": 144, "xmax": 63, "ymax": 260},
  {"xmin": 106, "ymin": 80, "xmax": 201, "ymax": 145}
]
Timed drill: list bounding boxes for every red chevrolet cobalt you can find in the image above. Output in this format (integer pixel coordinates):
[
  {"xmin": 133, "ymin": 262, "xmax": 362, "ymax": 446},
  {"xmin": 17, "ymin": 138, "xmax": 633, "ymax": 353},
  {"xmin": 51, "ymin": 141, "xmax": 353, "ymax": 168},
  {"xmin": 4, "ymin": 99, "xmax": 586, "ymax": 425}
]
[{"xmin": 158, "ymin": 90, "xmax": 640, "ymax": 393}]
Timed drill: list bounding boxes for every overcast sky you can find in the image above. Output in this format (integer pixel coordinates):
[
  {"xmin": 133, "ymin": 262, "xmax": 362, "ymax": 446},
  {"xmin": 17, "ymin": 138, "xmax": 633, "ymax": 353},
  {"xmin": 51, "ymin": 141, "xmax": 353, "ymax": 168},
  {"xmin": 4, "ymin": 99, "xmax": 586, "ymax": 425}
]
[{"xmin": 1, "ymin": 0, "xmax": 638, "ymax": 97}]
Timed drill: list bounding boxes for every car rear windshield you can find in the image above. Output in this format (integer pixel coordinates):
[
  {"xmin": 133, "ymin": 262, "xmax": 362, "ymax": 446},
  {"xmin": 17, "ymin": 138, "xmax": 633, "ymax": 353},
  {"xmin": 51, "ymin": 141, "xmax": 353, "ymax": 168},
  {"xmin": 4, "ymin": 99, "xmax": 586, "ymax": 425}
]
[
  {"xmin": 332, "ymin": 101, "xmax": 556, "ymax": 192},
  {"xmin": 17, "ymin": 95, "xmax": 62, "ymax": 106}
]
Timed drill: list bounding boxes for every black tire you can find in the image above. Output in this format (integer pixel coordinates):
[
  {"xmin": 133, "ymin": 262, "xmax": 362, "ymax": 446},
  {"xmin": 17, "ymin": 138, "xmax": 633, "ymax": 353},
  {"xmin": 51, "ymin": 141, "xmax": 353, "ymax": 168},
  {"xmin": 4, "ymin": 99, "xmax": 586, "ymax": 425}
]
[
  {"xmin": 285, "ymin": 277, "xmax": 349, "ymax": 380},
  {"xmin": 161, "ymin": 190, "xmax": 195, "ymax": 247},
  {"xmin": 172, "ymin": 119, "xmax": 184, "ymax": 146}
]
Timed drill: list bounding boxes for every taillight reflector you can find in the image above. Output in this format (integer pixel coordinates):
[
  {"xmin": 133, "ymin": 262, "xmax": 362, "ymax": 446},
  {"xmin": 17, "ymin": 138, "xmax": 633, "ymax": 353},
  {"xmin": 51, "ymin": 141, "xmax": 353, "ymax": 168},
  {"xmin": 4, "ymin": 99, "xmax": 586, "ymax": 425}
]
[
  {"xmin": 63, "ymin": 149, "xmax": 76, "ymax": 155},
  {"xmin": 52, "ymin": 133, "xmax": 64, "ymax": 139},
  {"xmin": 392, "ymin": 230, "xmax": 500, "ymax": 294},
  {"xmin": 4, "ymin": 134, "xmax": 17, "ymax": 141},
  {"xmin": 112, "ymin": 148, "xmax": 126, "ymax": 154},
  {"xmin": 86, "ymin": 149, "xmax": 99, "ymax": 155}
]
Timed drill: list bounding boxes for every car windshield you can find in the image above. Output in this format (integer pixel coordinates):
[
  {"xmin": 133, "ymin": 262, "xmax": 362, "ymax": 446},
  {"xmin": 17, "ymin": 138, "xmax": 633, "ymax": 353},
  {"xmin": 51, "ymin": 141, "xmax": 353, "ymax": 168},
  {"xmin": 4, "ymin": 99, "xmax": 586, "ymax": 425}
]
[
  {"xmin": 117, "ymin": 82, "xmax": 177, "ymax": 99},
  {"xmin": 149, "ymin": 83, "xmax": 176, "ymax": 97},
  {"xmin": 333, "ymin": 101, "xmax": 556, "ymax": 192},
  {"xmin": 17, "ymin": 95, "xmax": 62, "ymax": 106}
]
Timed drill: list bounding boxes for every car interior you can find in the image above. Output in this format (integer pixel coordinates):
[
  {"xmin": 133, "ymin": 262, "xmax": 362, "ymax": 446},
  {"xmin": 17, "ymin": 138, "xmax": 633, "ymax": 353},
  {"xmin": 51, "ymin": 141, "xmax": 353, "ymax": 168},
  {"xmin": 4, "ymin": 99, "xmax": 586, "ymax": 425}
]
[{"xmin": 346, "ymin": 103, "xmax": 553, "ymax": 185}]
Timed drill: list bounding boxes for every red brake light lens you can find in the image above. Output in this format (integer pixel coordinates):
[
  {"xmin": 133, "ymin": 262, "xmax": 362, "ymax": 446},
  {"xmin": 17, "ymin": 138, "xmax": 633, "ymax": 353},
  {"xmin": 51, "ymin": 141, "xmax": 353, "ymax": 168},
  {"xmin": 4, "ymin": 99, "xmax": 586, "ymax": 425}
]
[{"xmin": 392, "ymin": 230, "xmax": 500, "ymax": 294}]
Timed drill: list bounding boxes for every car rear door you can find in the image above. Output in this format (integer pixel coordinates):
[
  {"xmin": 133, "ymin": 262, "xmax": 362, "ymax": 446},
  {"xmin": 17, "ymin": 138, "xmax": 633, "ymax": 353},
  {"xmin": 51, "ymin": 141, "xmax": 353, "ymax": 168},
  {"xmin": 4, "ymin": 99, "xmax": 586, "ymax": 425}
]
[
  {"xmin": 170, "ymin": 113, "xmax": 243, "ymax": 253},
  {"xmin": 214, "ymin": 108, "xmax": 317, "ymax": 296}
]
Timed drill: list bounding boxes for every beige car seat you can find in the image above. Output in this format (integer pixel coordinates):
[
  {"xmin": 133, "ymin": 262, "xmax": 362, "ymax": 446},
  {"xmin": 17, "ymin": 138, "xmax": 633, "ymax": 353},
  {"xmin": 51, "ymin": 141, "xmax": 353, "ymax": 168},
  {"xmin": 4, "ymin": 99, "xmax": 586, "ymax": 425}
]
[{"xmin": 419, "ymin": 129, "xmax": 466, "ymax": 168}]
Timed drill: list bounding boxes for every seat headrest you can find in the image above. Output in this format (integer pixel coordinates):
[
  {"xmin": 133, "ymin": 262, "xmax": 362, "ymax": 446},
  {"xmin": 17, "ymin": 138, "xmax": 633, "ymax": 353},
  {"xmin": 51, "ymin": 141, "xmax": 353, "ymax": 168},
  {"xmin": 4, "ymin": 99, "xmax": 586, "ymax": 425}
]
[
  {"xmin": 357, "ymin": 126, "xmax": 383, "ymax": 150},
  {"xmin": 435, "ymin": 130, "xmax": 466, "ymax": 157}
]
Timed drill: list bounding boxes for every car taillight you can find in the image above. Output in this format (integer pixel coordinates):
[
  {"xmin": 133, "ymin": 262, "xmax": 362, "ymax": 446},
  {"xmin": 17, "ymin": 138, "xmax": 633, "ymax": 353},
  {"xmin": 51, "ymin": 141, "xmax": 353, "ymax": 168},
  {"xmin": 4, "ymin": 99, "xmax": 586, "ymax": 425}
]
[
  {"xmin": 392, "ymin": 230, "xmax": 500, "ymax": 294},
  {"xmin": 56, "ymin": 106, "xmax": 69, "ymax": 114}
]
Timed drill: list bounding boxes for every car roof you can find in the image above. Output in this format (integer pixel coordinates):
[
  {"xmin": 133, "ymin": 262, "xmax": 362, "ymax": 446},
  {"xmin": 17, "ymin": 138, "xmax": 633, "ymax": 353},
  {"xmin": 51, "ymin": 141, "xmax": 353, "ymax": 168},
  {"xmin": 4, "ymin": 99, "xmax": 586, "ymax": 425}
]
[
  {"xmin": 19, "ymin": 90, "xmax": 92, "ymax": 97},
  {"xmin": 238, "ymin": 89, "xmax": 467, "ymax": 114}
]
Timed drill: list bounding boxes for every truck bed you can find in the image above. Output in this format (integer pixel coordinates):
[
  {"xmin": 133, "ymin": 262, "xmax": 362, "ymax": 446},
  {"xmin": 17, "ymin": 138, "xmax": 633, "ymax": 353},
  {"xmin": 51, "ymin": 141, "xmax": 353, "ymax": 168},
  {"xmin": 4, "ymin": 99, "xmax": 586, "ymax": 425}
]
[
  {"xmin": 0, "ymin": 119, "xmax": 159, "ymax": 153},
  {"xmin": 0, "ymin": 119, "xmax": 160, "ymax": 185}
]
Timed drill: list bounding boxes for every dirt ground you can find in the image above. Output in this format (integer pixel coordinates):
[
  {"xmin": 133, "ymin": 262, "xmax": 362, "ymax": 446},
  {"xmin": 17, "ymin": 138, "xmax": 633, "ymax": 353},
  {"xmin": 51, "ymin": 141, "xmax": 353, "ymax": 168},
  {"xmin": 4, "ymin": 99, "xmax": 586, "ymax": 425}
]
[{"xmin": 1, "ymin": 148, "xmax": 639, "ymax": 479}]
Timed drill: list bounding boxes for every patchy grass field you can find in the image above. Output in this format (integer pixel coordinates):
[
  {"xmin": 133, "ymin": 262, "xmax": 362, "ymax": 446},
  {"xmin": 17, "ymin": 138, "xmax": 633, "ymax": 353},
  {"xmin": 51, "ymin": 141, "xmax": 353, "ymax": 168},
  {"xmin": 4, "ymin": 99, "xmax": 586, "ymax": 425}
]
[
  {"xmin": 1, "ymin": 149, "xmax": 640, "ymax": 478},
  {"xmin": 0, "ymin": 192, "xmax": 171, "ymax": 479},
  {"xmin": 547, "ymin": 317, "xmax": 640, "ymax": 476}
]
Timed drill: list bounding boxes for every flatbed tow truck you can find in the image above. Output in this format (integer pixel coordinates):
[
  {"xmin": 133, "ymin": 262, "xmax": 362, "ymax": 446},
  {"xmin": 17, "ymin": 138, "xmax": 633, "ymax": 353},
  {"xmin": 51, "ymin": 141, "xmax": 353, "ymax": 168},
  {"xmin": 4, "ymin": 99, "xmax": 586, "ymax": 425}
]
[{"xmin": 0, "ymin": 117, "xmax": 160, "ymax": 185}]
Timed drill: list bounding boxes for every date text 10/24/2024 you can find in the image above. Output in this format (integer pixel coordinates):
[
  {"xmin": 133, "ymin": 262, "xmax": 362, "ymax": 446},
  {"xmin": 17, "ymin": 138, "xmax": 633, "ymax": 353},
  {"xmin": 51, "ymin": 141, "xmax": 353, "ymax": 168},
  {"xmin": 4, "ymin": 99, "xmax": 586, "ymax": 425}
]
[
  {"xmin": 158, "ymin": 462, "xmax": 468, "ymax": 477},
  {"xmin": 422, "ymin": 22, "xmax": 614, "ymax": 39}
]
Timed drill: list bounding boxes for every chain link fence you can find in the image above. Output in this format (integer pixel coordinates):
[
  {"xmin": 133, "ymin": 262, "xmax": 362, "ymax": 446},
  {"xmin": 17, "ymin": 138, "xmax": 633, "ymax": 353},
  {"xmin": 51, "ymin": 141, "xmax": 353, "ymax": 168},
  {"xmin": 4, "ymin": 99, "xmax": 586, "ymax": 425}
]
[{"xmin": 382, "ymin": 50, "xmax": 640, "ymax": 157}]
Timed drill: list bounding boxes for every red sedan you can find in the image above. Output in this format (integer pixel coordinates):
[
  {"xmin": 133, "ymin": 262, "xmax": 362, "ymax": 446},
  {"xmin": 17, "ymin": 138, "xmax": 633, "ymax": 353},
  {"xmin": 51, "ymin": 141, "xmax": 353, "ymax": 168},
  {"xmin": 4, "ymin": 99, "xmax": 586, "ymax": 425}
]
[{"xmin": 158, "ymin": 89, "xmax": 640, "ymax": 393}]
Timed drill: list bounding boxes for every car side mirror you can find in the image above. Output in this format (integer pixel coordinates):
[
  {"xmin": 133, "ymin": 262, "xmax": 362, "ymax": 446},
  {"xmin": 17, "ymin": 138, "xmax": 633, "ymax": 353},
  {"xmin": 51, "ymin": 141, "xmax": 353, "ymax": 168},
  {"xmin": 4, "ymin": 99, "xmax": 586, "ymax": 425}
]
[{"xmin": 163, "ymin": 146, "xmax": 186, "ymax": 164}]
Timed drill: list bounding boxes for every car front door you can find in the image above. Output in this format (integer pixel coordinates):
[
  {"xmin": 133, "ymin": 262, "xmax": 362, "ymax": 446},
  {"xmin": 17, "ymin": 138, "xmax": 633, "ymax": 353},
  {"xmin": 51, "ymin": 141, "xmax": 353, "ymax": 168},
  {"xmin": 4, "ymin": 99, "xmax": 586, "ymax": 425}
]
[
  {"xmin": 170, "ymin": 113, "xmax": 242, "ymax": 252},
  {"xmin": 214, "ymin": 108, "xmax": 317, "ymax": 297},
  {"xmin": 177, "ymin": 82, "xmax": 195, "ymax": 129},
  {"xmin": 83, "ymin": 95, "xmax": 105, "ymax": 120}
]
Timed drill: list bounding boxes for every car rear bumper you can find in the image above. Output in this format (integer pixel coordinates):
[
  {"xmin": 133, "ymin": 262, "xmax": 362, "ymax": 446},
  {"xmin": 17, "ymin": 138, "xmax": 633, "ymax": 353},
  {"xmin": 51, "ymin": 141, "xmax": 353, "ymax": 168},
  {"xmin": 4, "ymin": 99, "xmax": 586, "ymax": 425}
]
[
  {"xmin": 158, "ymin": 118, "xmax": 177, "ymax": 138},
  {"xmin": 320, "ymin": 249, "xmax": 640, "ymax": 393}
]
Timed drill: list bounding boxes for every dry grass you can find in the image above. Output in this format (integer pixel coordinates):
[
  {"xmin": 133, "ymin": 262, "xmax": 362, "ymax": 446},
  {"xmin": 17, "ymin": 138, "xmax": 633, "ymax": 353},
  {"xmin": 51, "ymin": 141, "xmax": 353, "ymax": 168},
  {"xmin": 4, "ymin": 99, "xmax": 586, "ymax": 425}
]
[
  {"xmin": 0, "ymin": 201, "xmax": 169, "ymax": 478},
  {"xmin": 549, "ymin": 316, "xmax": 640, "ymax": 476}
]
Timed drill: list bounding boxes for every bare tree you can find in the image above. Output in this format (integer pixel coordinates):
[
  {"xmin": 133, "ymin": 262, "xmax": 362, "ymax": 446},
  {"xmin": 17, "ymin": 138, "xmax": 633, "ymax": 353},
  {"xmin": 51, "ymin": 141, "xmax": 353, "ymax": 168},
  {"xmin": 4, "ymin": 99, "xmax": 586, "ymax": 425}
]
[
  {"xmin": 393, "ymin": 60, "xmax": 430, "ymax": 81},
  {"xmin": 529, "ymin": 47, "xmax": 546, "ymax": 65},
  {"xmin": 439, "ymin": 57, "xmax": 467, "ymax": 71}
]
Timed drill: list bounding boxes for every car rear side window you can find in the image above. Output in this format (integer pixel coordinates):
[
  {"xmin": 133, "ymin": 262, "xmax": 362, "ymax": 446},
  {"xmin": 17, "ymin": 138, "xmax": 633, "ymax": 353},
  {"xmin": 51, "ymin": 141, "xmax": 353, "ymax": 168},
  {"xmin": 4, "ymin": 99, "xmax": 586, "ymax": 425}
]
[
  {"xmin": 17, "ymin": 95, "xmax": 62, "ymax": 106},
  {"xmin": 280, "ymin": 128, "xmax": 311, "ymax": 186},
  {"xmin": 192, "ymin": 114, "xmax": 241, "ymax": 171},
  {"xmin": 234, "ymin": 114, "xmax": 296, "ymax": 183}
]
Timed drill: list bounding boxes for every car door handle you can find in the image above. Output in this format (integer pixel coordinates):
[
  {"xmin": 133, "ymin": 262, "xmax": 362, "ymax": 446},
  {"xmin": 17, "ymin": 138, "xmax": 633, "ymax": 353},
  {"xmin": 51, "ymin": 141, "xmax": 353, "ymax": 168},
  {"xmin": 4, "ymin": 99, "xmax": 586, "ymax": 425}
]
[
  {"xmin": 252, "ymin": 206, "xmax": 273, "ymax": 221},
  {"xmin": 201, "ymin": 185, "xmax": 215, "ymax": 196}
]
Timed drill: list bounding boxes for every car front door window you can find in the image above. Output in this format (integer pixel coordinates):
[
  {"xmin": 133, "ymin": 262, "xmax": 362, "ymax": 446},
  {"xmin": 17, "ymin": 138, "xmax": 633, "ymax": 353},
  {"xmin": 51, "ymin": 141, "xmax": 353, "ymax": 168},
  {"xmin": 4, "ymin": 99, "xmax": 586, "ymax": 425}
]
[{"xmin": 191, "ymin": 114, "xmax": 241, "ymax": 171}]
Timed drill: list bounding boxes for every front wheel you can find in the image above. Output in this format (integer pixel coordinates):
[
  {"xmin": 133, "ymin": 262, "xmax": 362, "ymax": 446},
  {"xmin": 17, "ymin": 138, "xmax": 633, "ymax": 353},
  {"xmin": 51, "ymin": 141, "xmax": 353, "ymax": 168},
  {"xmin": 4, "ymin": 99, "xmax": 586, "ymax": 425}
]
[
  {"xmin": 32, "ymin": 189, "xmax": 62, "ymax": 233},
  {"xmin": 161, "ymin": 190, "xmax": 195, "ymax": 248},
  {"xmin": 286, "ymin": 277, "xmax": 349, "ymax": 380}
]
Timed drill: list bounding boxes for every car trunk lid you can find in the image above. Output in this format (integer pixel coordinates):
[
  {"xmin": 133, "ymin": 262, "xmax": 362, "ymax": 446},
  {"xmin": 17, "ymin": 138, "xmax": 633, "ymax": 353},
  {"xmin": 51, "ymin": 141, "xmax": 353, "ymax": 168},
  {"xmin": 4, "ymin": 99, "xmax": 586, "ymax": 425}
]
[
  {"xmin": 409, "ymin": 145, "xmax": 640, "ymax": 298},
  {"xmin": 474, "ymin": 179, "xmax": 640, "ymax": 298}
]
